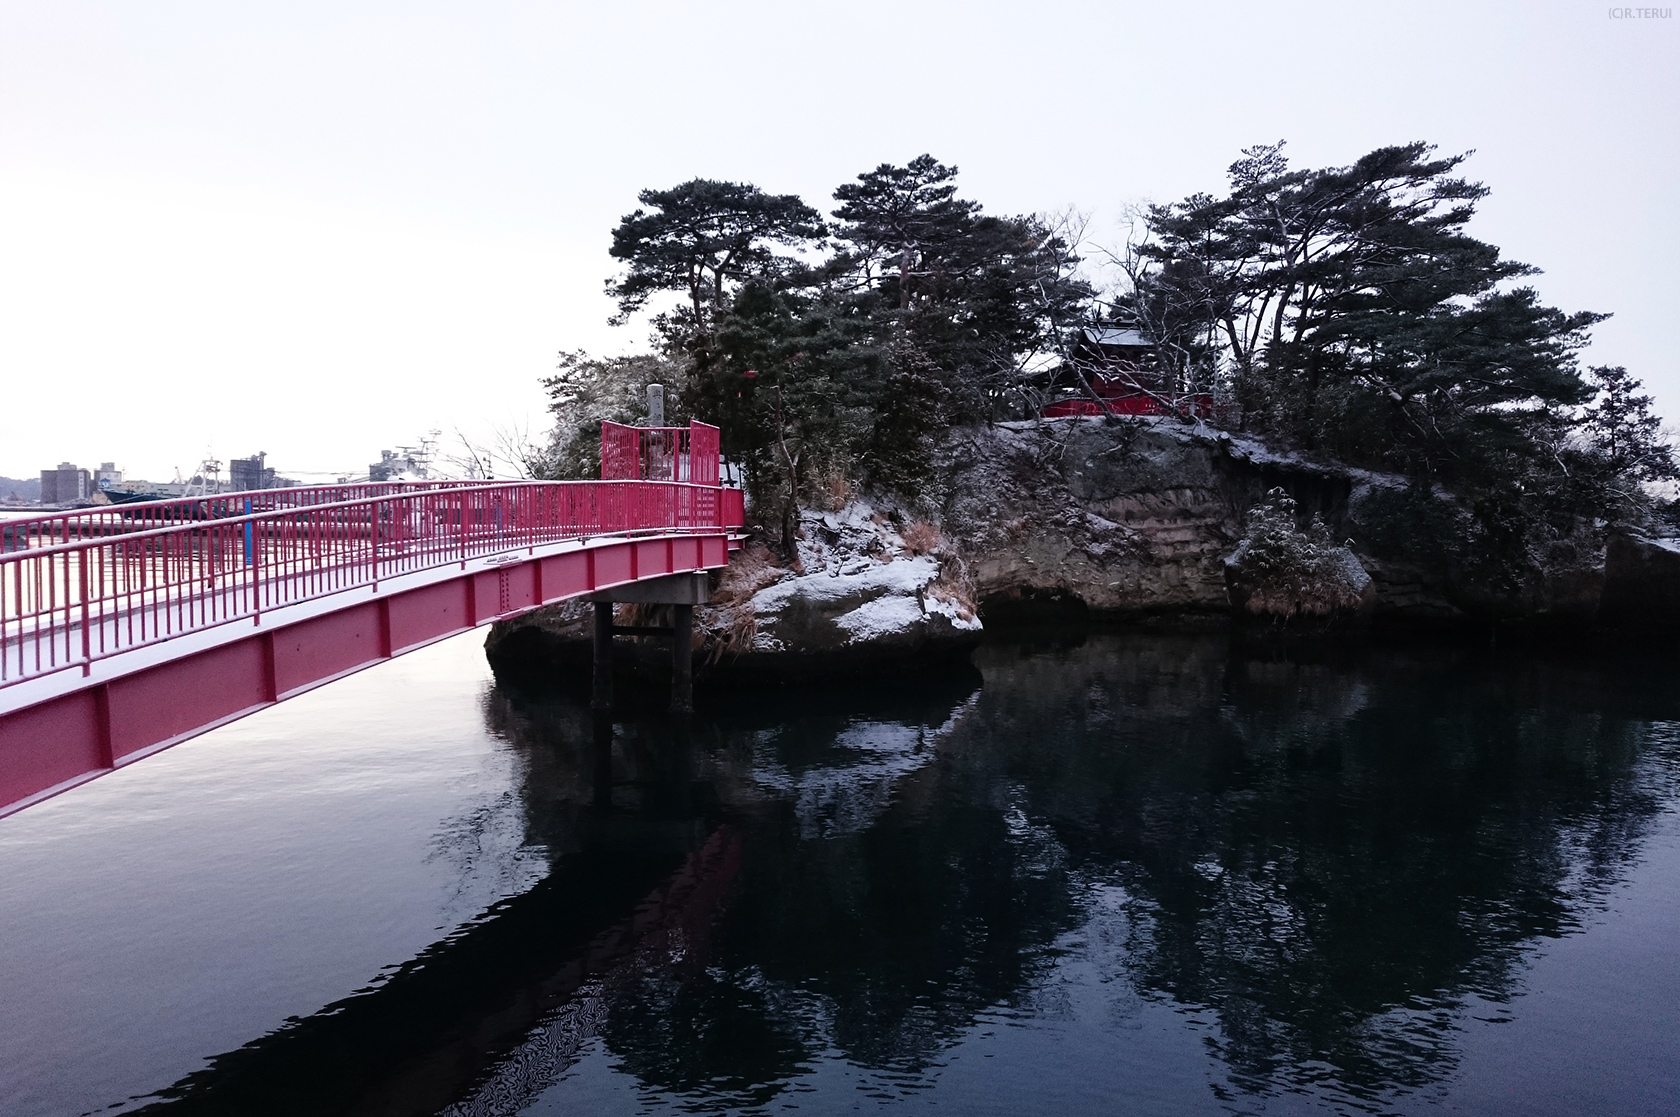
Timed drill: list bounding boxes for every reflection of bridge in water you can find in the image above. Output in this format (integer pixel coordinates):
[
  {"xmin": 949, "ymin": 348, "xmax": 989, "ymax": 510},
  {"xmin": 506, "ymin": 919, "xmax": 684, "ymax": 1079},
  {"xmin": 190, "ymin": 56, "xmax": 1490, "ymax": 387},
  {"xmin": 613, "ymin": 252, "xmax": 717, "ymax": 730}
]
[
  {"xmin": 0, "ymin": 422, "xmax": 744, "ymax": 818},
  {"xmin": 8, "ymin": 432, "xmax": 1678, "ymax": 1114},
  {"xmin": 132, "ymin": 801, "xmax": 745, "ymax": 1117}
]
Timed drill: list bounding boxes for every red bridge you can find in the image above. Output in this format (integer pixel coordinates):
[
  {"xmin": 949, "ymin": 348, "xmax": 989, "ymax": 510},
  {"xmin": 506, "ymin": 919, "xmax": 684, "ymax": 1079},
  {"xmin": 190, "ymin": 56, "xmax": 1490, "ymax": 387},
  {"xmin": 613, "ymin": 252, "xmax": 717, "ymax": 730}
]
[{"xmin": 0, "ymin": 421, "xmax": 745, "ymax": 819}]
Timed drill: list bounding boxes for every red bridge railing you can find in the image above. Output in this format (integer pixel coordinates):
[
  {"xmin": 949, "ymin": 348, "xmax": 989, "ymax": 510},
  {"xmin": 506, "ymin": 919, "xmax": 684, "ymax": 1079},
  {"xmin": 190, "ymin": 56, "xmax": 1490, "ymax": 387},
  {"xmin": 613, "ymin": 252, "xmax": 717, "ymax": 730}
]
[
  {"xmin": 1, "ymin": 482, "xmax": 446, "ymax": 551},
  {"xmin": 1, "ymin": 421, "xmax": 744, "ymax": 692}
]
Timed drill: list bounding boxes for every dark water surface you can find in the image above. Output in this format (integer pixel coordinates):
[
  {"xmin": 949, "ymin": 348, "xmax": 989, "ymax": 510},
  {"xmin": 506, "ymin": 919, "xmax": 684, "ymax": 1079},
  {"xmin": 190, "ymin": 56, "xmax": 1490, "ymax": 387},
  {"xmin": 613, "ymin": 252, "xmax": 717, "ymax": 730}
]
[{"xmin": 3, "ymin": 631, "xmax": 1678, "ymax": 1115}]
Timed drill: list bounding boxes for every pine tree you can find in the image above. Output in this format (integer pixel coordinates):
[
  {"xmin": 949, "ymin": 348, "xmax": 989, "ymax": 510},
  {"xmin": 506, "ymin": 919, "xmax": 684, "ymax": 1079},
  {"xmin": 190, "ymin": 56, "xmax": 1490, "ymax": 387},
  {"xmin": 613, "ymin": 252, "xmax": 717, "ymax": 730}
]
[
  {"xmin": 605, "ymin": 179, "xmax": 824, "ymax": 347},
  {"xmin": 1573, "ymin": 365, "xmax": 1678, "ymax": 521},
  {"xmin": 1140, "ymin": 142, "xmax": 1606, "ymax": 484}
]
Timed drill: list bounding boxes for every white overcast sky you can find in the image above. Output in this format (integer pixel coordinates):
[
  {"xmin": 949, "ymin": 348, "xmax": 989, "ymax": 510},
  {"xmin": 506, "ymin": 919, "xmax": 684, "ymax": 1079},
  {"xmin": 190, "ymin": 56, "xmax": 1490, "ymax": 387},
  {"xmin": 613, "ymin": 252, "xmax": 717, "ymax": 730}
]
[{"xmin": 1, "ymin": 0, "xmax": 1675, "ymax": 481}]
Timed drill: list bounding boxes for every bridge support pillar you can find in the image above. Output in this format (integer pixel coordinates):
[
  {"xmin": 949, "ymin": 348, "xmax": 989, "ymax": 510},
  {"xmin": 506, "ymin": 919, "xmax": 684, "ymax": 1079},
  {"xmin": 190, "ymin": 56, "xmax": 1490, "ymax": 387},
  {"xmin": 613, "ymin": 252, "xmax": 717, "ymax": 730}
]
[
  {"xmin": 670, "ymin": 604, "xmax": 693, "ymax": 715},
  {"xmin": 591, "ymin": 601, "xmax": 613, "ymax": 712},
  {"xmin": 588, "ymin": 572, "xmax": 706, "ymax": 717}
]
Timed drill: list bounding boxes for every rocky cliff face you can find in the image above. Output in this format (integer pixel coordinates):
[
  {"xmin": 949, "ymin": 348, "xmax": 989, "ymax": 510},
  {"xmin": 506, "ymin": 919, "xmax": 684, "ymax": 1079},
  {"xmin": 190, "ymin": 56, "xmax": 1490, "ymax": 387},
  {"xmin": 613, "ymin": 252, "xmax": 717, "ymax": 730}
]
[
  {"xmin": 933, "ymin": 417, "xmax": 1611, "ymax": 630},
  {"xmin": 935, "ymin": 418, "xmax": 1416, "ymax": 625},
  {"xmin": 1600, "ymin": 534, "xmax": 1680, "ymax": 632},
  {"xmin": 939, "ymin": 420, "xmax": 1239, "ymax": 620}
]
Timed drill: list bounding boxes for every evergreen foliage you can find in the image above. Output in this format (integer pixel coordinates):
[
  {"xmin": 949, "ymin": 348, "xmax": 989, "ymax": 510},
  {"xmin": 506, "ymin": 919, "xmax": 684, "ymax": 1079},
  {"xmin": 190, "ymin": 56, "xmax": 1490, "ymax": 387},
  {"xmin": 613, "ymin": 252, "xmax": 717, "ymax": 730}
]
[
  {"xmin": 586, "ymin": 156, "xmax": 1088, "ymax": 543},
  {"xmin": 1575, "ymin": 365, "xmax": 1679, "ymax": 508},
  {"xmin": 541, "ymin": 143, "xmax": 1673, "ymax": 576},
  {"xmin": 1139, "ymin": 142, "xmax": 1609, "ymax": 480},
  {"xmin": 1227, "ymin": 489, "xmax": 1371, "ymax": 622},
  {"xmin": 1134, "ymin": 141, "xmax": 1675, "ymax": 588},
  {"xmin": 605, "ymin": 179, "xmax": 825, "ymax": 356},
  {"xmin": 535, "ymin": 351, "xmax": 685, "ymax": 479}
]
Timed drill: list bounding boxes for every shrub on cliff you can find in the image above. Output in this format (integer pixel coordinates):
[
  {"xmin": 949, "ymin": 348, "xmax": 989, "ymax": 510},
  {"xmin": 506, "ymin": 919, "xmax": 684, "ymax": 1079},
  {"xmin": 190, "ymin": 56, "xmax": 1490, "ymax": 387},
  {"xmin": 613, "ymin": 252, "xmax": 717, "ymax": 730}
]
[{"xmin": 1226, "ymin": 489, "xmax": 1374, "ymax": 623}]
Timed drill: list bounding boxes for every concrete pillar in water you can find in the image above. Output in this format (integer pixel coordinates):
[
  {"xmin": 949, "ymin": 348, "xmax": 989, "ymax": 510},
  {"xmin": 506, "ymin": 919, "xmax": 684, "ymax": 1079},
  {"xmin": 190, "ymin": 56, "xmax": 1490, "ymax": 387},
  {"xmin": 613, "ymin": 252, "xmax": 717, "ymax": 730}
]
[
  {"xmin": 591, "ymin": 601, "xmax": 613, "ymax": 712},
  {"xmin": 670, "ymin": 603, "xmax": 693, "ymax": 715},
  {"xmin": 587, "ymin": 572, "xmax": 703, "ymax": 716}
]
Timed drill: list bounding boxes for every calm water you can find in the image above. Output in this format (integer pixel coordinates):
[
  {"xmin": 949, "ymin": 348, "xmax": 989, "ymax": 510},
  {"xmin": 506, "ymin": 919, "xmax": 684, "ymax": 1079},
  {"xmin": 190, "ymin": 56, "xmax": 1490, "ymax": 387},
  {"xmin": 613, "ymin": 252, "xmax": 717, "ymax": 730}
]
[{"xmin": 2, "ymin": 631, "xmax": 1678, "ymax": 1115}]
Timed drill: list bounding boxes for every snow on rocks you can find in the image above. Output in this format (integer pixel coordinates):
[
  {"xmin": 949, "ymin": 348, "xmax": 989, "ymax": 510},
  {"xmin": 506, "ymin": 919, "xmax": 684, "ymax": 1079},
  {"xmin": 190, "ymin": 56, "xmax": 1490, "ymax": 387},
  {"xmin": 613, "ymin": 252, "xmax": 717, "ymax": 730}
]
[
  {"xmin": 741, "ymin": 695, "xmax": 978, "ymax": 839},
  {"xmin": 485, "ymin": 497, "xmax": 983, "ymax": 687},
  {"xmin": 746, "ymin": 503, "xmax": 981, "ymax": 656}
]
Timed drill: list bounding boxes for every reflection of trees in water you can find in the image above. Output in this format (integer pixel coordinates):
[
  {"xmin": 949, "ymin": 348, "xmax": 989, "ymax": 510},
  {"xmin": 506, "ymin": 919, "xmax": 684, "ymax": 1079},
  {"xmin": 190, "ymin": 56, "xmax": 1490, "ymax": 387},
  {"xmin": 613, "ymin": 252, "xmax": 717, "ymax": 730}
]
[
  {"xmin": 463, "ymin": 674, "xmax": 1019, "ymax": 1111},
  {"xmin": 716, "ymin": 777, "xmax": 1077, "ymax": 1072},
  {"xmin": 577, "ymin": 639, "xmax": 1679, "ymax": 1113},
  {"xmin": 581, "ymin": 678, "xmax": 1083, "ymax": 1107},
  {"xmin": 600, "ymin": 969, "xmax": 812, "ymax": 1110},
  {"xmin": 966, "ymin": 637, "xmax": 1680, "ymax": 1104},
  {"xmin": 596, "ymin": 833, "xmax": 1077, "ymax": 1107},
  {"xmin": 143, "ymin": 643, "xmax": 1677, "ymax": 1115}
]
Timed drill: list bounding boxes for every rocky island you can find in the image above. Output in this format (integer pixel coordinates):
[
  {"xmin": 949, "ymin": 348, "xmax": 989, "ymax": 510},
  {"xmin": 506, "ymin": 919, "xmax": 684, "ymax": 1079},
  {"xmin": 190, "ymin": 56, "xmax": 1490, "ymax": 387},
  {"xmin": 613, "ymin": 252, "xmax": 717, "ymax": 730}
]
[{"xmin": 489, "ymin": 143, "xmax": 1678, "ymax": 690}]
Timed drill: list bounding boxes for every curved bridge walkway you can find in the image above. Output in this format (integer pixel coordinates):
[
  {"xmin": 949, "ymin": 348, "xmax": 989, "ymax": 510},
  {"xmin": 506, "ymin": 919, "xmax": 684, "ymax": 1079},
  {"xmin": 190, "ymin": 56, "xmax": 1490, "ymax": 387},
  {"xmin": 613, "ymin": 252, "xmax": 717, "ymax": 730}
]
[{"xmin": 0, "ymin": 422, "xmax": 744, "ymax": 818}]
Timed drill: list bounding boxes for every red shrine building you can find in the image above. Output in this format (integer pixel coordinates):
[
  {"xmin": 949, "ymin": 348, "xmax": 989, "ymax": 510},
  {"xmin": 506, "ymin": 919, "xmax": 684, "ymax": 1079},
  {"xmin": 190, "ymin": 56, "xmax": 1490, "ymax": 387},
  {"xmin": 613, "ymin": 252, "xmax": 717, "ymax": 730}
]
[{"xmin": 1042, "ymin": 326, "xmax": 1212, "ymax": 418}]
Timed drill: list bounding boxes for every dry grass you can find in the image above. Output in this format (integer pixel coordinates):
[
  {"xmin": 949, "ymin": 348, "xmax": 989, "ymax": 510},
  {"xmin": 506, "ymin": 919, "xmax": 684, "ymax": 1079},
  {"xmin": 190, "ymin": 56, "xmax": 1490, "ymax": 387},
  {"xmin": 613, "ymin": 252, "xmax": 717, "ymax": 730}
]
[
  {"xmin": 901, "ymin": 519, "xmax": 943, "ymax": 557},
  {"xmin": 820, "ymin": 473, "xmax": 852, "ymax": 511},
  {"xmin": 926, "ymin": 579, "xmax": 977, "ymax": 617},
  {"xmin": 705, "ymin": 543, "xmax": 786, "ymax": 661},
  {"xmin": 715, "ymin": 543, "xmax": 782, "ymax": 603}
]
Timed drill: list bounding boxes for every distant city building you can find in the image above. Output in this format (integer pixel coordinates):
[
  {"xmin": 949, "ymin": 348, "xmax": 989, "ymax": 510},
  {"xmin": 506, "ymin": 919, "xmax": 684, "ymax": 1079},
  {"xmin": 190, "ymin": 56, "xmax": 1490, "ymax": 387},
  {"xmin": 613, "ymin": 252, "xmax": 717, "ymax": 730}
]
[
  {"xmin": 229, "ymin": 452, "xmax": 277, "ymax": 491},
  {"xmin": 40, "ymin": 462, "xmax": 90, "ymax": 505},
  {"xmin": 369, "ymin": 442, "xmax": 437, "ymax": 482},
  {"xmin": 93, "ymin": 462, "xmax": 123, "ymax": 490}
]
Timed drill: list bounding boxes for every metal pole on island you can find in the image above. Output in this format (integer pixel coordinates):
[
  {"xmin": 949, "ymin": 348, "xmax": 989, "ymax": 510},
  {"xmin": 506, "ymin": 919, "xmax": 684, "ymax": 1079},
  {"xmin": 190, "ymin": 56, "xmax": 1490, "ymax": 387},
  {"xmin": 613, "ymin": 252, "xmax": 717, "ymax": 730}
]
[{"xmin": 648, "ymin": 379, "xmax": 693, "ymax": 715}]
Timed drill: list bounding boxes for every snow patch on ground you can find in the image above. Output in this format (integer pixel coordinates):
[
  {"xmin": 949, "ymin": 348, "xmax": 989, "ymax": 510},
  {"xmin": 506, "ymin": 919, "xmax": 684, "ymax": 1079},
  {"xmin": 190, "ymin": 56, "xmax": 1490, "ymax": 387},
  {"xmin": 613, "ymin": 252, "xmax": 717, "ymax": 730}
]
[{"xmin": 835, "ymin": 594, "xmax": 927, "ymax": 642}]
